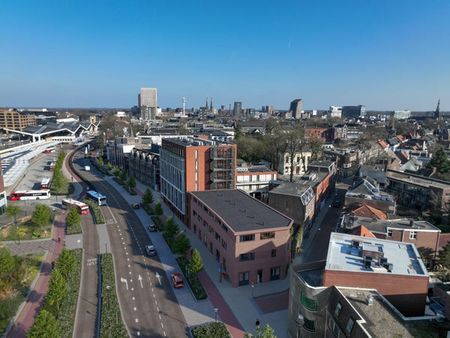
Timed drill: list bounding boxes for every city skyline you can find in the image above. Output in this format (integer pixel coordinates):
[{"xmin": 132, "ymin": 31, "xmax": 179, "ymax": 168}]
[{"xmin": 1, "ymin": 1, "xmax": 450, "ymax": 110}]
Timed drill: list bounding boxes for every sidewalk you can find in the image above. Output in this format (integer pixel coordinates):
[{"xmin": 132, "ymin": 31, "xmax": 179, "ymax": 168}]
[{"xmin": 131, "ymin": 180, "xmax": 289, "ymax": 338}]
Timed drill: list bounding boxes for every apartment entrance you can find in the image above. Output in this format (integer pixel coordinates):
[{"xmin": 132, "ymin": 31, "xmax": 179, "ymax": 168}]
[{"xmin": 257, "ymin": 269, "xmax": 263, "ymax": 283}]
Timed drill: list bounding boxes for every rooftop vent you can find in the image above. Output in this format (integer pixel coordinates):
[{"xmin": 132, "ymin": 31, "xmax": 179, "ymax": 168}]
[{"xmin": 367, "ymin": 295, "xmax": 374, "ymax": 306}]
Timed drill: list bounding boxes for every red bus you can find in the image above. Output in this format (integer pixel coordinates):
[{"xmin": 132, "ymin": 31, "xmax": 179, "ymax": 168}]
[
  {"xmin": 9, "ymin": 190, "xmax": 51, "ymax": 201},
  {"xmin": 62, "ymin": 198, "xmax": 90, "ymax": 215}
]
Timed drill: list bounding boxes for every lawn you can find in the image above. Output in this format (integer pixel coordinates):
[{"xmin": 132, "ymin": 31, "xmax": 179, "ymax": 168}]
[
  {"xmin": 99, "ymin": 254, "xmax": 128, "ymax": 338},
  {"xmin": 0, "ymin": 252, "xmax": 43, "ymax": 336},
  {"xmin": 0, "ymin": 222, "xmax": 51, "ymax": 241}
]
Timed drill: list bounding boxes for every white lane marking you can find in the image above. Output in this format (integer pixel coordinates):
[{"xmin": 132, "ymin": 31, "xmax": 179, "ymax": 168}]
[
  {"xmin": 132, "ymin": 296, "xmax": 135, "ymax": 300},
  {"xmin": 134, "ymin": 307, "xmax": 137, "ymax": 311},
  {"xmin": 138, "ymin": 274, "xmax": 143, "ymax": 288},
  {"xmin": 158, "ymin": 314, "xmax": 162, "ymax": 320},
  {"xmin": 137, "ymin": 332, "xmax": 141, "ymax": 336},
  {"xmin": 128, "ymin": 264, "xmax": 131, "ymax": 268},
  {"xmin": 163, "ymin": 331, "xmax": 166, "ymax": 336},
  {"xmin": 156, "ymin": 306, "xmax": 160, "ymax": 312},
  {"xmin": 120, "ymin": 277, "xmax": 128, "ymax": 290},
  {"xmin": 131, "ymin": 287, "xmax": 134, "ymax": 291},
  {"xmin": 129, "ymin": 271, "xmax": 132, "ymax": 275},
  {"xmin": 135, "ymin": 318, "xmax": 139, "ymax": 323}
]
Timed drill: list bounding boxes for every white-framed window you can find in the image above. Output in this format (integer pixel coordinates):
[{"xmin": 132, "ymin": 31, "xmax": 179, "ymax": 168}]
[
  {"xmin": 387, "ymin": 229, "xmax": 393, "ymax": 237},
  {"xmin": 409, "ymin": 231, "xmax": 417, "ymax": 240}
]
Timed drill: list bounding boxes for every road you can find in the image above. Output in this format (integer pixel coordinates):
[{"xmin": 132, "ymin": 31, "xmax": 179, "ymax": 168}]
[
  {"xmin": 71, "ymin": 151, "xmax": 187, "ymax": 338},
  {"xmin": 67, "ymin": 149, "xmax": 100, "ymax": 338}
]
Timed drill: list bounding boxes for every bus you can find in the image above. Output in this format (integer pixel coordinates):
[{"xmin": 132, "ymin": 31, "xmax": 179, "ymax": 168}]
[
  {"xmin": 40, "ymin": 177, "xmax": 51, "ymax": 189},
  {"xmin": 62, "ymin": 198, "xmax": 90, "ymax": 215},
  {"xmin": 43, "ymin": 146, "xmax": 55, "ymax": 154},
  {"xmin": 9, "ymin": 190, "xmax": 51, "ymax": 201},
  {"xmin": 86, "ymin": 190, "xmax": 107, "ymax": 206}
]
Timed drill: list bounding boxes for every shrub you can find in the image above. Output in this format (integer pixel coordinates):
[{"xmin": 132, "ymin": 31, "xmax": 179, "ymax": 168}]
[
  {"xmin": 31, "ymin": 204, "xmax": 53, "ymax": 228},
  {"xmin": 189, "ymin": 249, "xmax": 204, "ymax": 275},
  {"xmin": 27, "ymin": 309, "xmax": 60, "ymax": 338},
  {"xmin": 192, "ymin": 322, "xmax": 230, "ymax": 338},
  {"xmin": 65, "ymin": 207, "xmax": 82, "ymax": 235},
  {"xmin": 173, "ymin": 233, "xmax": 191, "ymax": 256},
  {"xmin": 153, "ymin": 201, "xmax": 163, "ymax": 216}
]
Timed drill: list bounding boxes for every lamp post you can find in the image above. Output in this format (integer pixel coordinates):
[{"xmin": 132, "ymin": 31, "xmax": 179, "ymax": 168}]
[
  {"xmin": 213, "ymin": 308, "xmax": 219, "ymax": 322},
  {"xmin": 251, "ymin": 282, "xmax": 255, "ymax": 298}
]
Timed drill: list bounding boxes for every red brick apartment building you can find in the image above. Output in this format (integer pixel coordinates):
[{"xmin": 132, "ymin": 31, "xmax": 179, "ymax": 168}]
[
  {"xmin": 188, "ymin": 190, "xmax": 293, "ymax": 287},
  {"xmin": 160, "ymin": 138, "xmax": 236, "ymax": 221}
]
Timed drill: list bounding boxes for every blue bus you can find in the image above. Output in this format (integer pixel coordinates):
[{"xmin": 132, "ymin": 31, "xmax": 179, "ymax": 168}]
[{"xmin": 86, "ymin": 190, "xmax": 107, "ymax": 206}]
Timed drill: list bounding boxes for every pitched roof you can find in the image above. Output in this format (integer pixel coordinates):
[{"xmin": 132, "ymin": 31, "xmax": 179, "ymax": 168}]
[
  {"xmin": 351, "ymin": 204, "xmax": 388, "ymax": 220},
  {"xmin": 351, "ymin": 225, "xmax": 377, "ymax": 238}
]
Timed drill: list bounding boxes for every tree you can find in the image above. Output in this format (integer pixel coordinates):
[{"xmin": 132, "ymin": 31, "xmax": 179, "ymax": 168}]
[
  {"xmin": 27, "ymin": 309, "xmax": 60, "ymax": 338},
  {"xmin": 154, "ymin": 201, "xmax": 163, "ymax": 216},
  {"xmin": 44, "ymin": 268, "xmax": 67, "ymax": 316},
  {"xmin": 256, "ymin": 324, "xmax": 277, "ymax": 338},
  {"xmin": 97, "ymin": 157, "xmax": 104, "ymax": 167},
  {"xmin": 57, "ymin": 249, "xmax": 76, "ymax": 279},
  {"xmin": 164, "ymin": 217, "xmax": 179, "ymax": 238},
  {"xmin": 189, "ymin": 249, "xmax": 204, "ymax": 275},
  {"xmin": 142, "ymin": 188, "xmax": 153, "ymax": 205},
  {"xmin": 106, "ymin": 162, "xmax": 113, "ymax": 171},
  {"xmin": 119, "ymin": 170, "xmax": 127, "ymax": 183},
  {"xmin": 438, "ymin": 242, "xmax": 450, "ymax": 269},
  {"xmin": 127, "ymin": 175, "xmax": 136, "ymax": 190},
  {"xmin": 6, "ymin": 205, "xmax": 21, "ymax": 227},
  {"xmin": 429, "ymin": 146, "xmax": 450, "ymax": 174},
  {"xmin": 285, "ymin": 124, "xmax": 306, "ymax": 182},
  {"xmin": 32, "ymin": 204, "xmax": 53, "ymax": 228},
  {"xmin": 262, "ymin": 125, "xmax": 287, "ymax": 171},
  {"xmin": 65, "ymin": 207, "xmax": 81, "ymax": 231},
  {"xmin": 0, "ymin": 247, "xmax": 16, "ymax": 292},
  {"xmin": 309, "ymin": 136, "xmax": 324, "ymax": 161},
  {"xmin": 173, "ymin": 233, "xmax": 191, "ymax": 255}
]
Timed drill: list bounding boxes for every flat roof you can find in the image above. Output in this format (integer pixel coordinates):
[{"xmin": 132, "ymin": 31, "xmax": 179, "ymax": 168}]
[
  {"xmin": 325, "ymin": 232, "xmax": 428, "ymax": 276},
  {"xmin": 387, "ymin": 170, "xmax": 450, "ymax": 190},
  {"xmin": 344, "ymin": 216, "xmax": 440, "ymax": 233},
  {"xmin": 191, "ymin": 189, "xmax": 292, "ymax": 233}
]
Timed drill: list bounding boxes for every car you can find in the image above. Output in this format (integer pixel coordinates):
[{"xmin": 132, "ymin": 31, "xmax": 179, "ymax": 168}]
[
  {"xmin": 131, "ymin": 203, "xmax": 140, "ymax": 209},
  {"xmin": 148, "ymin": 224, "xmax": 157, "ymax": 232},
  {"xmin": 171, "ymin": 272, "xmax": 184, "ymax": 288},
  {"xmin": 145, "ymin": 245, "xmax": 156, "ymax": 256}
]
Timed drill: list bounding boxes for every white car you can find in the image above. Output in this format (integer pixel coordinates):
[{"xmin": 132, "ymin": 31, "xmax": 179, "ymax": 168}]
[{"xmin": 145, "ymin": 245, "xmax": 156, "ymax": 256}]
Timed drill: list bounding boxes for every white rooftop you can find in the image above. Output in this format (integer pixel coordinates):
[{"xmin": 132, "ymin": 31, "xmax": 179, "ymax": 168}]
[{"xmin": 325, "ymin": 232, "xmax": 428, "ymax": 277}]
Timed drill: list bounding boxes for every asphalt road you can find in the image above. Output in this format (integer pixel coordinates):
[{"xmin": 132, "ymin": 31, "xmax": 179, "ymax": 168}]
[
  {"xmin": 71, "ymin": 152, "xmax": 187, "ymax": 338},
  {"xmin": 69, "ymin": 150, "xmax": 100, "ymax": 338}
]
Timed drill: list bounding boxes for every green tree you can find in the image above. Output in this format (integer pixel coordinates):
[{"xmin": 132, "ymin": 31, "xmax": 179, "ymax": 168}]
[
  {"xmin": 119, "ymin": 170, "xmax": 127, "ymax": 183},
  {"xmin": 106, "ymin": 162, "xmax": 113, "ymax": 171},
  {"xmin": 429, "ymin": 147, "xmax": 450, "ymax": 174},
  {"xmin": 142, "ymin": 188, "xmax": 153, "ymax": 205},
  {"xmin": 173, "ymin": 233, "xmax": 191, "ymax": 255},
  {"xmin": 438, "ymin": 242, "xmax": 450, "ymax": 269},
  {"xmin": 189, "ymin": 249, "xmax": 204, "ymax": 275},
  {"xmin": 27, "ymin": 309, "xmax": 60, "ymax": 338},
  {"xmin": 256, "ymin": 324, "xmax": 277, "ymax": 338},
  {"xmin": 154, "ymin": 201, "xmax": 163, "ymax": 216},
  {"xmin": 65, "ymin": 207, "xmax": 81, "ymax": 229},
  {"xmin": 57, "ymin": 249, "xmax": 76, "ymax": 279},
  {"xmin": 127, "ymin": 175, "xmax": 136, "ymax": 190},
  {"xmin": 45, "ymin": 268, "xmax": 67, "ymax": 316},
  {"xmin": 113, "ymin": 167, "xmax": 121, "ymax": 177},
  {"xmin": 32, "ymin": 204, "xmax": 53, "ymax": 228},
  {"xmin": 97, "ymin": 157, "xmax": 104, "ymax": 167},
  {"xmin": 164, "ymin": 217, "xmax": 179, "ymax": 238},
  {"xmin": 0, "ymin": 247, "xmax": 16, "ymax": 292},
  {"xmin": 6, "ymin": 205, "xmax": 21, "ymax": 227}
]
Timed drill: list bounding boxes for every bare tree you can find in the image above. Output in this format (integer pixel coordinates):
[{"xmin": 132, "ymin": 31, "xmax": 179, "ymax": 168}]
[{"xmin": 285, "ymin": 124, "xmax": 306, "ymax": 182}]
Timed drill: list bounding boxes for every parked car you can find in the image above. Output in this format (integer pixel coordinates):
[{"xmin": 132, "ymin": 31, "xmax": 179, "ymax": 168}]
[
  {"xmin": 148, "ymin": 224, "xmax": 157, "ymax": 232},
  {"xmin": 131, "ymin": 203, "xmax": 140, "ymax": 209},
  {"xmin": 145, "ymin": 245, "xmax": 156, "ymax": 256},
  {"xmin": 171, "ymin": 272, "xmax": 184, "ymax": 288}
]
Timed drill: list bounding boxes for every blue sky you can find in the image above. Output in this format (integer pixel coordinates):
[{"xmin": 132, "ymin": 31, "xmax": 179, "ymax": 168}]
[{"xmin": 1, "ymin": 0, "xmax": 450, "ymax": 110}]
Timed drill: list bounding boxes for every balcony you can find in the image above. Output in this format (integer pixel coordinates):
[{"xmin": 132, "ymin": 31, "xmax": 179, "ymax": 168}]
[{"xmin": 300, "ymin": 293, "xmax": 318, "ymax": 312}]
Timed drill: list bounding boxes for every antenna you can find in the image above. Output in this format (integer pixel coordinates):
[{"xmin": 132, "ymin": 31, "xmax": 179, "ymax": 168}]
[{"xmin": 182, "ymin": 97, "xmax": 186, "ymax": 117}]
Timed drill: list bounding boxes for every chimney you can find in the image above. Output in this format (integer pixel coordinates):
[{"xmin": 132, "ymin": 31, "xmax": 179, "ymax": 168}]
[{"xmin": 409, "ymin": 219, "xmax": 414, "ymax": 227}]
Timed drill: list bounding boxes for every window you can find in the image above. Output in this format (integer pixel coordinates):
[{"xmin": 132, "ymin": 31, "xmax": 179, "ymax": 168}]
[
  {"xmin": 260, "ymin": 232, "xmax": 275, "ymax": 240},
  {"xmin": 193, "ymin": 210, "xmax": 197, "ymax": 216},
  {"xmin": 271, "ymin": 249, "xmax": 277, "ymax": 257},
  {"xmin": 303, "ymin": 318, "xmax": 315, "ymax": 332},
  {"xmin": 239, "ymin": 271, "xmax": 249, "ymax": 286},
  {"xmin": 346, "ymin": 318, "xmax": 354, "ymax": 334},
  {"xmin": 270, "ymin": 267, "xmax": 280, "ymax": 280},
  {"xmin": 409, "ymin": 231, "xmax": 417, "ymax": 240},
  {"xmin": 334, "ymin": 302, "xmax": 342, "ymax": 317},
  {"xmin": 240, "ymin": 234, "xmax": 255, "ymax": 242},
  {"xmin": 239, "ymin": 253, "xmax": 255, "ymax": 261},
  {"xmin": 300, "ymin": 293, "xmax": 317, "ymax": 311},
  {"xmin": 215, "ymin": 232, "xmax": 220, "ymax": 241},
  {"xmin": 387, "ymin": 229, "xmax": 392, "ymax": 237}
]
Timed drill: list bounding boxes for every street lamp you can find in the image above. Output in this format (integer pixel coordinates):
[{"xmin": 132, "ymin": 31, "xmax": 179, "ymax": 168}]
[
  {"xmin": 251, "ymin": 283, "xmax": 255, "ymax": 298},
  {"xmin": 213, "ymin": 308, "xmax": 219, "ymax": 322}
]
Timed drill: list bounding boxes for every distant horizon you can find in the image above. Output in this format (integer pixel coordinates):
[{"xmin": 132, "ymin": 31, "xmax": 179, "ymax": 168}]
[{"xmin": 1, "ymin": 1, "xmax": 450, "ymax": 110}]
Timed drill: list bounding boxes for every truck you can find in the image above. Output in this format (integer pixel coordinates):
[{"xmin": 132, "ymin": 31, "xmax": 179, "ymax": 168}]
[{"xmin": 84, "ymin": 165, "xmax": 91, "ymax": 171}]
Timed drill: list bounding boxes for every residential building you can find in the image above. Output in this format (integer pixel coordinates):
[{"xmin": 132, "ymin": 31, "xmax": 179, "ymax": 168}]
[
  {"xmin": 0, "ymin": 109, "xmax": 37, "ymax": 130},
  {"xmin": 236, "ymin": 165, "xmax": 277, "ymax": 193},
  {"xmin": 268, "ymin": 181, "xmax": 315, "ymax": 230},
  {"xmin": 105, "ymin": 137, "xmax": 137, "ymax": 171},
  {"xmin": 345, "ymin": 177, "xmax": 396, "ymax": 215},
  {"xmin": 160, "ymin": 137, "xmax": 236, "ymax": 221},
  {"xmin": 393, "ymin": 110, "xmax": 412, "ymax": 120},
  {"xmin": 0, "ymin": 158, "xmax": 6, "ymax": 215},
  {"xmin": 340, "ymin": 216, "xmax": 441, "ymax": 254},
  {"xmin": 288, "ymin": 233, "xmax": 430, "ymax": 337},
  {"xmin": 128, "ymin": 146, "xmax": 160, "ymax": 191},
  {"xmin": 305, "ymin": 127, "xmax": 331, "ymax": 142},
  {"xmin": 188, "ymin": 190, "xmax": 293, "ymax": 287},
  {"xmin": 288, "ymin": 99, "xmax": 303, "ymax": 119},
  {"xmin": 139, "ymin": 87, "xmax": 158, "ymax": 120},
  {"xmin": 386, "ymin": 169, "xmax": 450, "ymax": 212},
  {"xmin": 329, "ymin": 106, "xmax": 342, "ymax": 118},
  {"xmin": 278, "ymin": 151, "xmax": 312, "ymax": 177}
]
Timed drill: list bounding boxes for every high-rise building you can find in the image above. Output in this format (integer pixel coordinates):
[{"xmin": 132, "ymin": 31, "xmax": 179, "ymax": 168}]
[
  {"xmin": 159, "ymin": 137, "xmax": 236, "ymax": 221},
  {"xmin": 288, "ymin": 99, "xmax": 303, "ymax": 119},
  {"xmin": 138, "ymin": 88, "xmax": 158, "ymax": 120},
  {"xmin": 0, "ymin": 158, "xmax": 6, "ymax": 215},
  {"xmin": 233, "ymin": 101, "xmax": 242, "ymax": 118},
  {"xmin": 342, "ymin": 105, "xmax": 366, "ymax": 119},
  {"xmin": 0, "ymin": 109, "xmax": 37, "ymax": 130}
]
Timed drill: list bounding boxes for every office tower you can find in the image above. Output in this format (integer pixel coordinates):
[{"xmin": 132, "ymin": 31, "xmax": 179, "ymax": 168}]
[
  {"xmin": 288, "ymin": 99, "xmax": 303, "ymax": 119},
  {"xmin": 0, "ymin": 158, "xmax": 6, "ymax": 215},
  {"xmin": 0, "ymin": 110, "xmax": 37, "ymax": 130},
  {"xmin": 233, "ymin": 102, "xmax": 242, "ymax": 118},
  {"xmin": 342, "ymin": 105, "xmax": 366, "ymax": 119},
  {"xmin": 138, "ymin": 88, "xmax": 158, "ymax": 120}
]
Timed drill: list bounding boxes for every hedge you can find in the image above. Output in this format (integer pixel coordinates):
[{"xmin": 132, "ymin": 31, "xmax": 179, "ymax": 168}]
[
  {"xmin": 84, "ymin": 200, "xmax": 105, "ymax": 224},
  {"xmin": 191, "ymin": 322, "xmax": 230, "ymax": 338}
]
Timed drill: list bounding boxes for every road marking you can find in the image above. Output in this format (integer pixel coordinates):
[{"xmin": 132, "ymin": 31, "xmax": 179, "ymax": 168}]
[
  {"xmin": 130, "ymin": 279, "xmax": 133, "ymax": 283},
  {"xmin": 158, "ymin": 314, "xmax": 162, "ymax": 320},
  {"xmin": 156, "ymin": 306, "xmax": 160, "ymax": 312},
  {"xmin": 138, "ymin": 274, "xmax": 143, "ymax": 288},
  {"xmin": 163, "ymin": 331, "xmax": 166, "ymax": 336},
  {"xmin": 132, "ymin": 296, "xmax": 135, "ymax": 300},
  {"xmin": 153, "ymin": 293, "xmax": 156, "ymax": 299},
  {"xmin": 134, "ymin": 307, "xmax": 137, "ymax": 311},
  {"xmin": 137, "ymin": 332, "xmax": 141, "ymax": 336},
  {"xmin": 129, "ymin": 271, "xmax": 132, "ymax": 275},
  {"xmin": 120, "ymin": 277, "xmax": 128, "ymax": 290},
  {"xmin": 127, "ymin": 258, "xmax": 130, "ymax": 261},
  {"xmin": 128, "ymin": 264, "xmax": 131, "ymax": 268},
  {"xmin": 131, "ymin": 287, "xmax": 134, "ymax": 291},
  {"xmin": 135, "ymin": 318, "xmax": 139, "ymax": 323}
]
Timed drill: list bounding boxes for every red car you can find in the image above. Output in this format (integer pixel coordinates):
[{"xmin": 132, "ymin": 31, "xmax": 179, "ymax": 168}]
[{"xmin": 171, "ymin": 272, "xmax": 184, "ymax": 289}]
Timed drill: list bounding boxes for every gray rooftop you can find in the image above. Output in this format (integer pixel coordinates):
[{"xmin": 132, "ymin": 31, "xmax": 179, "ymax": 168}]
[
  {"xmin": 343, "ymin": 216, "xmax": 440, "ymax": 233},
  {"xmin": 387, "ymin": 169, "xmax": 450, "ymax": 190},
  {"xmin": 191, "ymin": 189, "xmax": 292, "ymax": 233},
  {"xmin": 325, "ymin": 232, "xmax": 428, "ymax": 276}
]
